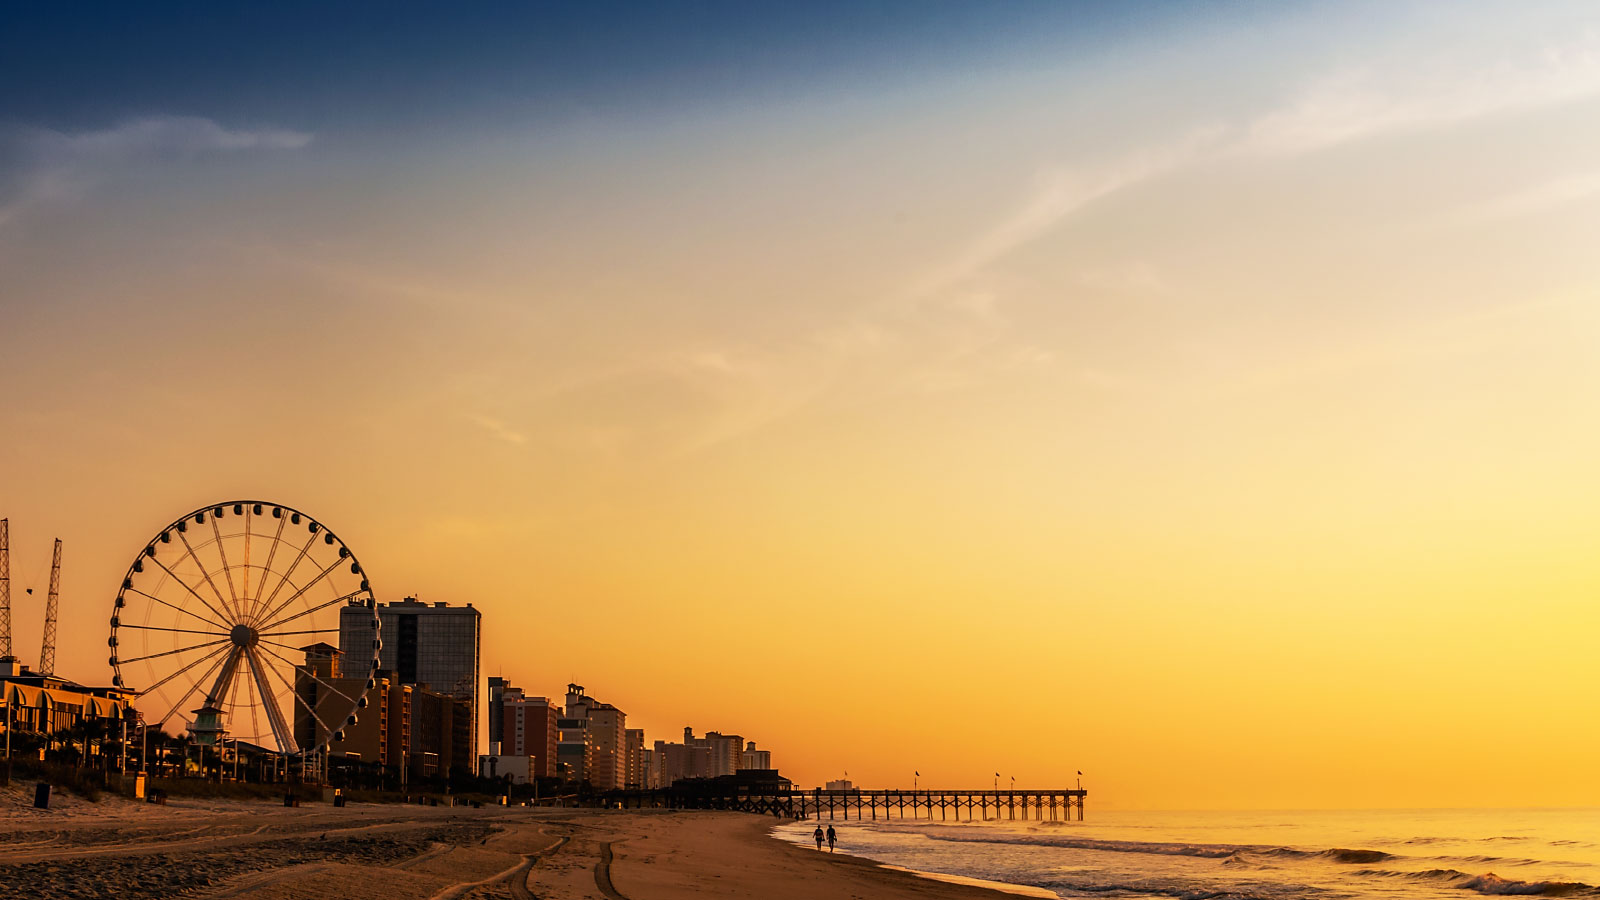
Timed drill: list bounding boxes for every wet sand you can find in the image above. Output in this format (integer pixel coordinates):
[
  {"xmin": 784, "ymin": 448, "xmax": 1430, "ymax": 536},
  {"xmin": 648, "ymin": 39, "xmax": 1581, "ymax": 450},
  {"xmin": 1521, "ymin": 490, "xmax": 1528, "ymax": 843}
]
[{"xmin": 0, "ymin": 783, "xmax": 1016, "ymax": 899}]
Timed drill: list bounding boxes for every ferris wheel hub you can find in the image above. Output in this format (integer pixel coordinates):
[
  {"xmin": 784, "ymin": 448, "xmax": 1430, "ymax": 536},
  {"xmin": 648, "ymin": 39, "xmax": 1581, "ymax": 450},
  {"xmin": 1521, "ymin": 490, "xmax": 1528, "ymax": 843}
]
[{"xmin": 230, "ymin": 623, "xmax": 258, "ymax": 648}]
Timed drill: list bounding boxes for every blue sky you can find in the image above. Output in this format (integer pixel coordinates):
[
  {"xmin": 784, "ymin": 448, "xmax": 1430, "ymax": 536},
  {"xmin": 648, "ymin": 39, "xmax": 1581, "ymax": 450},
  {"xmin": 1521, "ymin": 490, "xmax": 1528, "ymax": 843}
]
[{"xmin": 1, "ymin": 3, "xmax": 1243, "ymax": 129}]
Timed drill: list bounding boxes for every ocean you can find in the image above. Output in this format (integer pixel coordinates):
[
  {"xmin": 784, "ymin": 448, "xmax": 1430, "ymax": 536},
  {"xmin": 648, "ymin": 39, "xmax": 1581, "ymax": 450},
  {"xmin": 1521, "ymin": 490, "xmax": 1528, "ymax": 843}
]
[{"xmin": 774, "ymin": 808, "xmax": 1600, "ymax": 898}]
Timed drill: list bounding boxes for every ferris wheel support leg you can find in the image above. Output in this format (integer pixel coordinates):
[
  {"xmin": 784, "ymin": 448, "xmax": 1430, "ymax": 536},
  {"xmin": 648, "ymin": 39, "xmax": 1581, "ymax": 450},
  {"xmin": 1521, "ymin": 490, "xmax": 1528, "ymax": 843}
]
[
  {"xmin": 245, "ymin": 648, "xmax": 295, "ymax": 756},
  {"xmin": 204, "ymin": 647, "xmax": 244, "ymax": 707}
]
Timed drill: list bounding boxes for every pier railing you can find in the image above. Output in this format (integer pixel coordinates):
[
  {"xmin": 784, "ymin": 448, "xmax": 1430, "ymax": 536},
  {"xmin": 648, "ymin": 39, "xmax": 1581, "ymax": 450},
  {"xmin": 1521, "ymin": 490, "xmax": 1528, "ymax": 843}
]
[{"xmin": 601, "ymin": 786, "xmax": 1086, "ymax": 821}]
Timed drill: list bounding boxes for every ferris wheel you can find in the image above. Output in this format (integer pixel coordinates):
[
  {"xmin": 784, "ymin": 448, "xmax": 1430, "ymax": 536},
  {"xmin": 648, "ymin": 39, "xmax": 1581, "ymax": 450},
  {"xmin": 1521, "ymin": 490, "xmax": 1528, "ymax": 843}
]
[{"xmin": 108, "ymin": 501, "xmax": 381, "ymax": 756}]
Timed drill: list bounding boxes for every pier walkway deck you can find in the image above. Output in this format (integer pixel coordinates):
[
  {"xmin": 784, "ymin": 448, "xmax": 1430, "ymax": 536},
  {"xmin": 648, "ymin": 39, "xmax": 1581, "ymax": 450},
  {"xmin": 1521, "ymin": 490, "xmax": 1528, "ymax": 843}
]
[{"xmin": 603, "ymin": 786, "xmax": 1087, "ymax": 821}]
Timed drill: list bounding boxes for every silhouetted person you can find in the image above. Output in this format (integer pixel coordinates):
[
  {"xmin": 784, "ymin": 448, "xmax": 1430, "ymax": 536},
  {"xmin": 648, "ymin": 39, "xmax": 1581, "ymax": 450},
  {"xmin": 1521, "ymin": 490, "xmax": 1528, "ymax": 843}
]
[
  {"xmin": 826, "ymin": 825, "xmax": 837, "ymax": 852},
  {"xmin": 813, "ymin": 824, "xmax": 825, "ymax": 850}
]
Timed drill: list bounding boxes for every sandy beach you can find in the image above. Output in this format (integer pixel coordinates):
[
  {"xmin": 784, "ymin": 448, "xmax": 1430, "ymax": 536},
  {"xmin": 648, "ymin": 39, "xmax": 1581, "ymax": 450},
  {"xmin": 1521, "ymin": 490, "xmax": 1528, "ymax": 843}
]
[{"xmin": 0, "ymin": 783, "xmax": 1021, "ymax": 900}]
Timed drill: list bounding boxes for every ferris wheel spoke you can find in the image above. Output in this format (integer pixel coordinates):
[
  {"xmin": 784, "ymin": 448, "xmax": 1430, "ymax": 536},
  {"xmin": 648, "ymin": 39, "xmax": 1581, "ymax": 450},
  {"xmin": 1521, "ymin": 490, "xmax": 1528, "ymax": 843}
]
[
  {"xmin": 174, "ymin": 527, "xmax": 237, "ymax": 625},
  {"xmin": 244, "ymin": 647, "xmax": 296, "ymax": 754},
  {"xmin": 252, "ymin": 645, "xmax": 344, "ymax": 749},
  {"xmin": 254, "ymin": 557, "xmax": 347, "ymax": 632},
  {"xmin": 254, "ymin": 643, "xmax": 361, "ymax": 706},
  {"xmin": 119, "ymin": 636, "xmax": 231, "ymax": 666},
  {"xmin": 144, "ymin": 553, "xmax": 238, "ymax": 628},
  {"xmin": 209, "ymin": 515, "xmax": 244, "ymax": 620},
  {"xmin": 247, "ymin": 511, "xmax": 289, "ymax": 621},
  {"xmin": 252, "ymin": 530, "xmax": 319, "ymax": 627},
  {"xmin": 256, "ymin": 626, "xmax": 339, "ymax": 638},
  {"xmin": 118, "ymin": 622, "xmax": 227, "ymax": 637},
  {"xmin": 241, "ymin": 506, "xmax": 253, "ymax": 604},
  {"xmin": 155, "ymin": 646, "xmax": 233, "ymax": 731},
  {"xmin": 257, "ymin": 636, "xmax": 323, "ymax": 655},
  {"xmin": 135, "ymin": 642, "xmax": 230, "ymax": 698},
  {"xmin": 258, "ymin": 589, "xmax": 363, "ymax": 634},
  {"xmin": 123, "ymin": 587, "xmax": 231, "ymax": 633}
]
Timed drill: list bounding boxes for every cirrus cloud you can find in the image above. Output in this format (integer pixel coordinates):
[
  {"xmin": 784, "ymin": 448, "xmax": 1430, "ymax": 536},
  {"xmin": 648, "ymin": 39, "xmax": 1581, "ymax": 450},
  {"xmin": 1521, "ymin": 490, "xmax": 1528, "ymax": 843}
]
[{"xmin": 0, "ymin": 115, "xmax": 313, "ymax": 228}]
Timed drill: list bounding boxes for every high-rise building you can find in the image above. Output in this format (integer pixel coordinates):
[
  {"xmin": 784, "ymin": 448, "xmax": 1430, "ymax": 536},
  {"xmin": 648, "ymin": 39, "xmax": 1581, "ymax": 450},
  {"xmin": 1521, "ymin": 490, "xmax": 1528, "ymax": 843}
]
[
  {"xmin": 499, "ymin": 688, "xmax": 559, "ymax": 779},
  {"xmin": 296, "ymin": 644, "xmax": 469, "ymax": 779},
  {"xmin": 624, "ymin": 728, "xmax": 647, "ymax": 789},
  {"xmin": 585, "ymin": 701, "xmax": 625, "ymax": 790},
  {"xmin": 652, "ymin": 727, "xmax": 762, "ymax": 785},
  {"xmin": 553, "ymin": 683, "xmax": 627, "ymax": 788},
  {"xmin": 640, "ymin": 747, "xmax": 657, "ymax": 788},
  {"xmin": 487, "ymin": 675, "xmax": 509, "ymax": 753},
  {"xmin": 740, "ymin": 740, "xmax": 772, "ymax": 771},
  {"xmin": 341, "ymin": 597, "xmax": 481, "ymax": 766},
  {"xmin": 705, "ymin": 731, "xmax": 743, "ymax": 776}
]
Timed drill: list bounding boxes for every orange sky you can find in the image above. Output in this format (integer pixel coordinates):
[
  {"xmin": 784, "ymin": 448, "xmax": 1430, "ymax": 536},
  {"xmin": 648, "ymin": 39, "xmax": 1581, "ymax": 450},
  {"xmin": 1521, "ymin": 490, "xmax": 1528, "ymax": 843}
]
[{"xmin": 4, "ymin": 3, "xmax": 1600, "ymax": 808}]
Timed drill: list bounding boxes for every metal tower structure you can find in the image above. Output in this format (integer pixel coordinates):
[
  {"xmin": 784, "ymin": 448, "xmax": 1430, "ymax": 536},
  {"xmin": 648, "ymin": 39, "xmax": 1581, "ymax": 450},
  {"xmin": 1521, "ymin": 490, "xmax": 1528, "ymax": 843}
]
[
  {"xmin": 38, "ymin": 538, "xmax": 60, "ymax": 676},
  {"xmin": 0, "ymin": 518, "xmax": 11, "ymax": 660}
]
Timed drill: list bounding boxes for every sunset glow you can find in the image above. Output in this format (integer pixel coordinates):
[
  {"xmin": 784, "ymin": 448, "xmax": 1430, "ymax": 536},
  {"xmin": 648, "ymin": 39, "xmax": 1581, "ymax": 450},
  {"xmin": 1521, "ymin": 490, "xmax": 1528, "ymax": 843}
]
[{"xmin": 4, "ymin": 1, "xmax": 1600, "ymax": 810}]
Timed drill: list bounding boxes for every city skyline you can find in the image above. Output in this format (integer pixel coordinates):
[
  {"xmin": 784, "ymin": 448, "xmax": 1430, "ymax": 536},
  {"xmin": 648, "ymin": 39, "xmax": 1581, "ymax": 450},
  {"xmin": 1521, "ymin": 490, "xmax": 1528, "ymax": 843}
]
[{"xmin": 5, "ymin": 1, "xmax": 1600, "ymax": 809}]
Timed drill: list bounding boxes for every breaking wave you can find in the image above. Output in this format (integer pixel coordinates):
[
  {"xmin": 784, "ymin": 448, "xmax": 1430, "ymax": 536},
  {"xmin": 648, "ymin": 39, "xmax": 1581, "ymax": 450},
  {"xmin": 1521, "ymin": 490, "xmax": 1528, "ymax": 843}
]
[
  {"xmin": 1346, "ymin": 868, "xmax": 1598, "ymax": 896},
  {"xmin": 911, "ymin": 829, "xmax": 1397, "ymax": 866}
]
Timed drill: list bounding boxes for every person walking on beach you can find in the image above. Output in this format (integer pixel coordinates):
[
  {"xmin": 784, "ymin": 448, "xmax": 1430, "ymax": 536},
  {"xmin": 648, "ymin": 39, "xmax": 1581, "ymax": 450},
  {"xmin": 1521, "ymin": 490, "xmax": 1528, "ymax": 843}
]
[
  {"xmin": 813, "ymin": 824, "xmax": 825, "ymax": 850},
  {"xmin": 826, "ymin": 825, "xmax": 837, "ymax": 852}
]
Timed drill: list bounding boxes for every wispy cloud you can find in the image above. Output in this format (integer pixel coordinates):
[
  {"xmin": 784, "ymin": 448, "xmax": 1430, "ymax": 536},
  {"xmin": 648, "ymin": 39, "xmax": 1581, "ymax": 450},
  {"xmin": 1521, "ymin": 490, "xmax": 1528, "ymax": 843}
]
[
  {"xmin": 1449, "ymin": 170, "xmax": 1600, "ymax": 228},
  {"xmin": 930, "ymin": 30, "xmax": 1600, "ymax": 293},
  {"xmin": 1241, "ymin": 35, "xmax": 1600, "ymax": 157},
  {"xmin": 0, "ymin": 116, "xmax": 313, "ymax": 227},
  {"xmin": 914, "ymin": 128, "xmax": 1227, "ymax": 298},
  {"xmin": 466, "ymin": 413, "xmax": 528, "ymax": 445}
]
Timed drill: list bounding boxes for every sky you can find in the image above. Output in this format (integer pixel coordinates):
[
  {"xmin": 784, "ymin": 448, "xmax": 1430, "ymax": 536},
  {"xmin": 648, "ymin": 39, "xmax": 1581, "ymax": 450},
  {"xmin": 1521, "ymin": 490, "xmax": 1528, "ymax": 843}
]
[{"xmin": 3, "ymin": 1, "xmax": 1600, "ymax": 809}]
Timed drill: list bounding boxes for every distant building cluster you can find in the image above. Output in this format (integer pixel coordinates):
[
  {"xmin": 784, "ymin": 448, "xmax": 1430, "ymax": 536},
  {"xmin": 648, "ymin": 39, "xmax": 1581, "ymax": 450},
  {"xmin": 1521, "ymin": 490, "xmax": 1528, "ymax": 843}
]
[
  {"xmin": 481, "ymin": 677, "xmax": 778, "ymax": 790},
  {"xmin": 17, "ymin": 582, "xmax": 778, "ymax": 791}
]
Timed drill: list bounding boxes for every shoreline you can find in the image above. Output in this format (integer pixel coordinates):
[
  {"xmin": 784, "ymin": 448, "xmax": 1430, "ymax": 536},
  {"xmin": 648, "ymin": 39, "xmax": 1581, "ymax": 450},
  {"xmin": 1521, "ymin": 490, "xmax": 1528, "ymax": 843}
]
[{"xmin": 766, "ymin": 818, "xmax": 1058, "ymax": 899}]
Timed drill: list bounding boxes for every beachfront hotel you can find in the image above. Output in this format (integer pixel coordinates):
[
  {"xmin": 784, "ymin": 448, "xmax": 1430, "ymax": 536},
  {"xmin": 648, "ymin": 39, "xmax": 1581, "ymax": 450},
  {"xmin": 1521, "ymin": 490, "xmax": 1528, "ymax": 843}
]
[
  {"xmin": 293, "ymin": 644, "xmax": 473, "ymax": 778},
  {"xmin": 552, "ymin": 683, "xmax": 627, "ymax": 789},
  {"xmin": 486, "ymin": 677, "xmax": 558, "ymax": 778},
  {"xmin": 340, "ymin": 597, "xmax": 482, "ymax": 761}
]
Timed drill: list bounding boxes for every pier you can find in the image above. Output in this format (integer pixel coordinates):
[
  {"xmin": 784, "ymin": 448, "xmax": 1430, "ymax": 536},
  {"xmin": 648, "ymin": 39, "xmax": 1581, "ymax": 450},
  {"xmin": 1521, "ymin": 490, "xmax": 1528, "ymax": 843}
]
[{"xmin": 604, "ymin": 785, "xmax": 1087, "ymax": 821}]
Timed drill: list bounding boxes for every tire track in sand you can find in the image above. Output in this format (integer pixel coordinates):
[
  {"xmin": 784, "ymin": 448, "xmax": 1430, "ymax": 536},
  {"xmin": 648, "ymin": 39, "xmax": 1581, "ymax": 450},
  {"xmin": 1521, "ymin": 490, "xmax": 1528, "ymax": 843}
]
[{"xmin": 593, "ymin": 840, "xmax": 628, "ymax": 900}]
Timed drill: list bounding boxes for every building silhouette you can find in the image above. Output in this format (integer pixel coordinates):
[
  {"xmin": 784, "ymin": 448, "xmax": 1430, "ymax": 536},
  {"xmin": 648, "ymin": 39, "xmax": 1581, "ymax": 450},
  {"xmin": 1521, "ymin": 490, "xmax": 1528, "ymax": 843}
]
[
  {"xmin": 652, "ymin": 726, "xmax": 765, "ymax": 786},
  {"xmin": 294, "ymin": 644, "xmax": 471, "ymax": 777},
  {"xmin": 741, "ymin": 740, "xmax": 772, "ymax": 771},
  {"xmin": 341, "ymin": 597, "xmax": 480, "ymax": 763},
  {"xmin": 0, "ymin": 658, "xmax": 133, "ymax": 752},
  {"xmin": 624, "ymin": 728, "xmax": 649, "ymax": 788},
  {"xmin": 487, "ymin": 678, "xmax": 558, "ymax": 778},
  {"xmin": 552, "ymin": 683, "xmax": 626, "ymax": 789}
]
